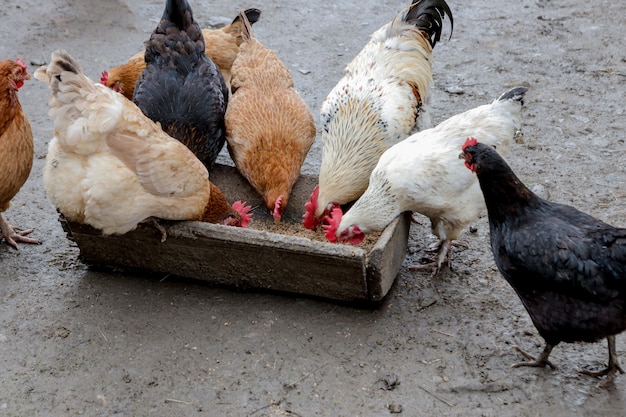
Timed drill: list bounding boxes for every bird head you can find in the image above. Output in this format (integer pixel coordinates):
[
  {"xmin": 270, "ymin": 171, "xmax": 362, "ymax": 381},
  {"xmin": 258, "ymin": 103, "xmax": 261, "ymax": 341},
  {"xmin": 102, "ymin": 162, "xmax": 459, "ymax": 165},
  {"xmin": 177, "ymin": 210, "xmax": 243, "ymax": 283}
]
[
  {"xmin": 7, "ymin": 58, "xmax": 30, "ymax": 90},
  {"xmin": 223, "ymin": 200, "xmax": 253, "ymax": 228},
  {"xmin": 302, "ymin": 185, "xmax": 321, "ymax": 229},
  {"xmin": 303, "ymin": 185, "xmax": 341, "ymax": 230},
  {"xmin": 323, "ymin": 207, "xmax": 365, "ymax": 245},
  {"xmin": 100, "ymin": 70, "xmax": 123, "ymax": 94},
  {"xmin": 270, "ymin": 195, "xmax": 284, "ymax": 224},
  {"xmin": 460, "ymin": 137, "xmax": 479, "ymax": 173}
]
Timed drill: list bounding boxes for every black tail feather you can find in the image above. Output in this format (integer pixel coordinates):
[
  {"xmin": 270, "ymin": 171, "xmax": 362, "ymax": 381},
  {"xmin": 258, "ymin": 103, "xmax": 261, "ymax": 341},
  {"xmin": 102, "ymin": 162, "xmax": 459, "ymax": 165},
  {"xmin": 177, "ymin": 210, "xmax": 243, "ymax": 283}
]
[
  {"xmin": 405, "ymin": 0, "xmax": 454, "ymax": 48},
  {"xmin": 498, "ymin": 86, "xmax": 528, "ymax": 104},
  {"xmin": 233, "ymin": 8, "xmax": 261, "ymax": 25},
  {"xmin": 163, "ymin": 0, "xmax": 194, "ymax": 30},
  {"xmin": 50, "ymin": 50, "xmax": 82, "ymax": 76}
]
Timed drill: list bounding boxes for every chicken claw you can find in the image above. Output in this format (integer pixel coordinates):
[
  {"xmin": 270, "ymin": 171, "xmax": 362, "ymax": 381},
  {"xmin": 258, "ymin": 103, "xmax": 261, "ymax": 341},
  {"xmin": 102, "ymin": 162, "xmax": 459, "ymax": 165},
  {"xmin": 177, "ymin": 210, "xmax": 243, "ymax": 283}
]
[
  {"xmin": 408, "ymin": 240, "xmax": 454, "ymax": 277},
  {"xmin": 578, "ymin": 336, "xmax": 625, "ymax": 387},
  {"xmin": 140, "ymin": 217, "xmax": 168, "ymax": 242},
  {"xmin": 511, "ymin": 343, "xmax": 557, "ymax": 369},
  {"xmin": 0, "ymin": 216, "xmax": 39, "ymax": 249}
]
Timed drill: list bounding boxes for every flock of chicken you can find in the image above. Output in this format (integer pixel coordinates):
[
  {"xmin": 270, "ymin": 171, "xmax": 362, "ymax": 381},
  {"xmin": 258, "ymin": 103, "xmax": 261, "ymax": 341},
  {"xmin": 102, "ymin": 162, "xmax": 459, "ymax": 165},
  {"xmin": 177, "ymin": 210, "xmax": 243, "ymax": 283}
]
[{"xmin": 1, "ymin": 0, "xmax": 624, "ymax": 387}]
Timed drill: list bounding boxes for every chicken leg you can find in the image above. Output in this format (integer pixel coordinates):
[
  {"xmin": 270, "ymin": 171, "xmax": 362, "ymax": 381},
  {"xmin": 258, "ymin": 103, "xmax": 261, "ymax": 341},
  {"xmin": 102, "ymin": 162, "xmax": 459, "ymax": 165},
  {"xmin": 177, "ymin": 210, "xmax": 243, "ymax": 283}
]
[
  {"xmin": 511, "ymin": 342, "xmax": 557, "ymax": 369},
  {"xmin": 407, "ymin": 239, "xmax": 455, "ymax": 277},
  {"xmin": 0, "ymin": 214, "xmax": 39, "ymax": 249},
  {"xmin": 579, "ymin": 336, "xmax": 625, "ymax": 387}
]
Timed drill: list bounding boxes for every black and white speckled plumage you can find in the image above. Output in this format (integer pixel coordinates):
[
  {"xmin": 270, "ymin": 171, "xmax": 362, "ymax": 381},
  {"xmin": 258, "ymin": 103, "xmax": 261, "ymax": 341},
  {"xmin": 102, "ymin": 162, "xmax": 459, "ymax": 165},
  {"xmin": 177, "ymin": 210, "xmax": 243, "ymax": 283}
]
[{"xmin": 315, "ymin": 0, "xmax": 453, "ymax": 220}]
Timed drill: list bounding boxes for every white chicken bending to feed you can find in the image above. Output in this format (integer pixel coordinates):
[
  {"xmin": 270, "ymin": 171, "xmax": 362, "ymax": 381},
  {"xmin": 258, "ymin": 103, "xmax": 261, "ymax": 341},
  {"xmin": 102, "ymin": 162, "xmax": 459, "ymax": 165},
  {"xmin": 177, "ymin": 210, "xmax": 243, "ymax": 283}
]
[
  {"xmin": 36, "ymin": 50, "xmax": 251, "ymax": 238},
  {"xmin": 303, "ymin": 0, "xmax": 453, "ymax": 231},
  {"xmin": 324, "ymin": 86, "xmax": 528, "ymax": 276}
]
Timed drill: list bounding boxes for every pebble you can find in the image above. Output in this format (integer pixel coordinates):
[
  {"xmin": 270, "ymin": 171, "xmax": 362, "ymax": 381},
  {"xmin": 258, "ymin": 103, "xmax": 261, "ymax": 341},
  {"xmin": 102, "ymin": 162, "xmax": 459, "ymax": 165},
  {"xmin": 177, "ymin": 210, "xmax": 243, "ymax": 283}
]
[
  {"xmin": 445, "ymin": 85, "xmax": 464, "ymax": 94},
  {"xmin": 387, "ymin": 403, "xmax": 403, "ymax": 414},
  {"xmin": 206, "ymin": 16, "xmax": 231, "ymax": 28},
  {"xmin": 590, "ymin": 137, "xmax": 610, "ymax": 148},
  {"xmin": 531, "ymin": 184, "xmax": 550, "ymax": 200},
  {"xmin": 606, "ymin": 173, "xmax": 626, "ymax": 184}
]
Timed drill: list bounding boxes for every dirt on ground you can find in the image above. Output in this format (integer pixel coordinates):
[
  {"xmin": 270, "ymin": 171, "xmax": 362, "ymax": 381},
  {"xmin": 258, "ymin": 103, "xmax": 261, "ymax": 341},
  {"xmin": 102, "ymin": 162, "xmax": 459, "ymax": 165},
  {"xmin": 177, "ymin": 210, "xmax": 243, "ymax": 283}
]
[{"xmin": 1, "ymin": 0, "xmax": 625, "ymax": 416}]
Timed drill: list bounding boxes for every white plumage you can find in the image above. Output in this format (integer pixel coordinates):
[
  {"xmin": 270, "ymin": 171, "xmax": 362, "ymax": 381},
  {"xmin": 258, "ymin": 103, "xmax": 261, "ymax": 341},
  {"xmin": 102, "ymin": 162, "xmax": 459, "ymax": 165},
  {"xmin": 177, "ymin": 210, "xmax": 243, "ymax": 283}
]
[{"xmin": 328, "ymin": 87, "xmax": 528, "ymax": 275}]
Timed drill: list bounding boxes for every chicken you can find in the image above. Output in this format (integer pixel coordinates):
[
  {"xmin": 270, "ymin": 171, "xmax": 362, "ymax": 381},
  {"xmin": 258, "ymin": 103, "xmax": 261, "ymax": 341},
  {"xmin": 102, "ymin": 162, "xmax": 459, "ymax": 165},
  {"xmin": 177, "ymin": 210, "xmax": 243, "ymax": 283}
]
[
  {"xmin": 132, "ymin": 0, "xmax": 229, "ymax": 170},
  {"xmin": 303, "ymin": 0, "xmax": 453, "ymax": 230},
  {"xmin": 0, "ymin": 58, "xmax": 39, "ymax": 249},
  {"xmin": 225, "ymin": 11, "xmax": 316, "ymax": 223},
  {"xmin": 461, "ymin": 139, "xmax": 626, "ymax": 387},
  {"xmin": 100, "ymin": 51, "xmax": 144, "ymax": 99},
  {"xmin": 324, "ymin": 87, "xmax": 527, "ymax": 276},
  {"xmin": 36, "ymin": 50, "xmax": 252, "ymax": 238},
  {"xmin": 100, "ymin": 8, "xmax": 262, "ymax": 100}
]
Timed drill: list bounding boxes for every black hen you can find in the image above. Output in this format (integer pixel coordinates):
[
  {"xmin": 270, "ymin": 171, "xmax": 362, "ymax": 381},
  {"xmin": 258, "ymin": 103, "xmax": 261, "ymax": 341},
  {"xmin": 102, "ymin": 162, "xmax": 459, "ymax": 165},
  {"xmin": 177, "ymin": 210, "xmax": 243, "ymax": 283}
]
[
  {"xmin": 133, "ymin": 0, "xmax": 228, "ymax": 170},
  {"xmin": 462, "ymin": 139, "xmax": 626, "ymax": 386}
]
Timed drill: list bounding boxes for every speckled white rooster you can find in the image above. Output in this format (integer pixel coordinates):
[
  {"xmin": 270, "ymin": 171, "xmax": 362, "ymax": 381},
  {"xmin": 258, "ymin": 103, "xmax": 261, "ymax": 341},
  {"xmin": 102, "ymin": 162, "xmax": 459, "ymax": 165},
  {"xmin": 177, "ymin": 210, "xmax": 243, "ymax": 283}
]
[
  {"xmin": 303, "ymin": 0, "xmax": 453, "ymax": 230},
  {"xmin": 324, "ymin": 87, "xmax": 528, "ymax": 276}
]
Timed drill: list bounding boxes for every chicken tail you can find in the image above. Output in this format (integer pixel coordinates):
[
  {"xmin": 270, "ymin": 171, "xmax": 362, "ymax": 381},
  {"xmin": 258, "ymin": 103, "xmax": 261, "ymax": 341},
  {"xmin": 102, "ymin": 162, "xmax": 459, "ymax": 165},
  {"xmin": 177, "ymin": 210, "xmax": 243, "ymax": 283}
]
[
  {"xmin": 403, "ymin": 0, "xmax": 454, "ymax": 48},
  {"xmin": 226, "ymin": 8, "xmax": 261, "ymax": 37},
  {"xmin": 34, "ymin": 50, "xmax": 123, "ymax": 148},
  {"xmin": 497, "ymin": 86, "xmax": 528, "ymax": 105},
  {"xmin": 238, "ymin": 9, "xmax": 254, "ymax": 43},
  {"xmin": 162, "ymin": 0, "xmax": 195, "ymax": 30},
  {"xmin": 33, "ymin": 50, "xmax": 85, "ymax": 94},
  {"xmin": 147, "ymin": 0, "xmax": 204, "ymax": 62}
]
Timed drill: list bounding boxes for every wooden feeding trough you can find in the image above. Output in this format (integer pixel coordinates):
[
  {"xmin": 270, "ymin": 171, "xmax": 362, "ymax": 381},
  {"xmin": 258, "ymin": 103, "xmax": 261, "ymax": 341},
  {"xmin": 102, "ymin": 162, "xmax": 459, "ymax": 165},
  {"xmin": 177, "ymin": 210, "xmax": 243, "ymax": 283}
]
[{"xmin": 59, "ymin": 163, "xmax": 412, "ymax": 304}]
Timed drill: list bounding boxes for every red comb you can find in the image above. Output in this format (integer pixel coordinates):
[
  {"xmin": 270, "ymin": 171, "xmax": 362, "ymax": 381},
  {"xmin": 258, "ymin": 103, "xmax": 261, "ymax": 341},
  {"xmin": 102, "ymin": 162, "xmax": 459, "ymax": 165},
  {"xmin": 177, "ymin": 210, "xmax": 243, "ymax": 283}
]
[
  {"xmin": 233, "ymin": 200, "xmax": 253, "ymax": 228},
  {"xmin": 15, "ymin": 58, "xmax": 27, "ymax": 70},
  {"xmin": 323, "ymin": 207, "xmax": 343, "ymax": 243},
  {"xmin": 302, "ymin": 185, "xmax": 320, "ymax": 230},
  {"xmin": 272, "ymin": 195, "xmax": 283, "ymax": 222},
  {"xmin": 462, "ymin": 137, "xmax": 478, "ymax": 151},
  {"xmin": 100, "ymin": 71, "xmax": 109, "ymax": 85}
]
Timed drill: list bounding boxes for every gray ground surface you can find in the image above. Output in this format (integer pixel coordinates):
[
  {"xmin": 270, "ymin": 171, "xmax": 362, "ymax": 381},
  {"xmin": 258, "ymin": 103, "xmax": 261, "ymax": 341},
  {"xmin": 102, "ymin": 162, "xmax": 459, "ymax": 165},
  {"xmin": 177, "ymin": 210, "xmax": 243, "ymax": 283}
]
[{"xmin": 1, "ymin": 0, "xmax": 625, "ymax": 415}]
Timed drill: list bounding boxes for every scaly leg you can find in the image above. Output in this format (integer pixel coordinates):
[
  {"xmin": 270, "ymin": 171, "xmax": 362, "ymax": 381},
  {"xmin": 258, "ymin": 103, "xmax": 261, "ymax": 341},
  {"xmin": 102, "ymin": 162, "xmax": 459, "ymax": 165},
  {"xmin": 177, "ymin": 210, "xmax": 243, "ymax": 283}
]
[
  {"xmin": 408, "ymin": 239, "xmax": 454, "ymax": 278},
  {"xmin": 0, "ymin": 214, "xmax": 39, "ymax": 250},
  {"xmin": 140, "ymin": 217, "xmax": 168, "ymax": 242},
  {"xmin": 511, "ymin": 343, "xmax": 557, "ymax": 369},
  {"xmin": 579, "ymin": 336, "xmax": 625, "ymax": 387}
]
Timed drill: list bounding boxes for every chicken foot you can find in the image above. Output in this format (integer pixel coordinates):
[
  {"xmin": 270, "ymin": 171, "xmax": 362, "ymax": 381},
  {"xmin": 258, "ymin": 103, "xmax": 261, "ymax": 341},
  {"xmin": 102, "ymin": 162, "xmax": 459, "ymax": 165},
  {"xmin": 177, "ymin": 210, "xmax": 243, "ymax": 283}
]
[
  {"xmin": 140, "ymin": 217, "xmax": 168, "ymax": 242},
  {"xmin": 511, "ymin": 343, "xmax": 557, "ymax": 369},
  {"xmin": 408, "ymin": 239, "xmax": 455, "ymax": 277},
  {"xmin": 0, "ymin": 215, "xmax": 39, "ymax": 249},
  {"xmin": 579, "ymin": 336, "xmax": 625, "ymax": 387}
]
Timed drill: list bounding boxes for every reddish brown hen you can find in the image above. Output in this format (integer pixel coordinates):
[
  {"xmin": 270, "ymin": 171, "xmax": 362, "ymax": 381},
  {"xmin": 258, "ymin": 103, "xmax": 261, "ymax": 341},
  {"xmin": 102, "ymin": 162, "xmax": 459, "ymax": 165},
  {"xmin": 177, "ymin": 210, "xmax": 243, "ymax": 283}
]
[
  {"xmin": 0, "ymin": 58, "xmax": 39, "ymax": 249},
  {"xmin": 225, "ymin": 10, "xmax": 316, "ymax": 223}
]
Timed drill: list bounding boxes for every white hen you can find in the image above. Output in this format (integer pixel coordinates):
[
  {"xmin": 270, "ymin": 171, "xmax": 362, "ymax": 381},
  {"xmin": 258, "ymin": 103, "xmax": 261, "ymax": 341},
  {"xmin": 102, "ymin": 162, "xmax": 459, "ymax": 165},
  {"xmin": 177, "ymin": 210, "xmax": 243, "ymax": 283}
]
[{"xmin": 324, "ymin": 86, "xmax": 528, "ymax": 276}]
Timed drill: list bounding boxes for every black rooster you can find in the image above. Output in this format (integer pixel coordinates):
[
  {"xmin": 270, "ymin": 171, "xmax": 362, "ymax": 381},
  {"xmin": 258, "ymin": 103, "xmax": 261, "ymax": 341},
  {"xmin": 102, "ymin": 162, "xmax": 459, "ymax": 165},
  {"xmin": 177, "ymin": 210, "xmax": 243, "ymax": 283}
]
[
  {"xmin": 462, "ymin": 138, "xmax": 626, "ymax": 386},
  {"xmin": 133, "ymin": 0, "xmax": 228, "ymax": 170}
]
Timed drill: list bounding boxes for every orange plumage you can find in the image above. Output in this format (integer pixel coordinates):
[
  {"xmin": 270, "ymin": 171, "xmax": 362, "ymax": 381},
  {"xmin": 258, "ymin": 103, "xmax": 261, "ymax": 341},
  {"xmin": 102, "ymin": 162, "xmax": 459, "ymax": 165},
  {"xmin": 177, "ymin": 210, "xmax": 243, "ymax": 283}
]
[
  {"xmin": 0, "ymin": 58, "xmax": 39, "ymax": 249},
  {"xmin": 225, "ymin": 10, "xmax": 316, "ymax": 223}
]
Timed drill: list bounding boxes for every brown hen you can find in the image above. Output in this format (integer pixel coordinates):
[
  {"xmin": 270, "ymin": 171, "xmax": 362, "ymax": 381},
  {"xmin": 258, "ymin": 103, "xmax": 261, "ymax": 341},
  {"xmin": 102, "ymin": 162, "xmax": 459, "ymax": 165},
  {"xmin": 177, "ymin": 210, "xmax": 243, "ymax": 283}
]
[
  {"xmin": 0, "ymin": 59, "xmax": 39, "ymax": 249},
  {"xmin": 225, "ymin": 10, "xmax": 316, "ymax": 223}
]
